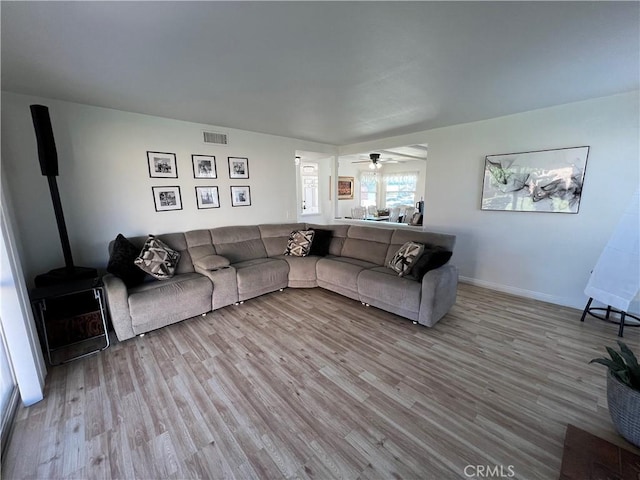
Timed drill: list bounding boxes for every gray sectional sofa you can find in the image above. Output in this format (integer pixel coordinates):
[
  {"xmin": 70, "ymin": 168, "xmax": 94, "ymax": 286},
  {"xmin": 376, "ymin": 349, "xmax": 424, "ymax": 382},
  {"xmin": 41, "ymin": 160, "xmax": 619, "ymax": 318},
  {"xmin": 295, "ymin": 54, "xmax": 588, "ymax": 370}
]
[{"xmin": 103, "ymin": 223, "xmax": 458, "ymax": 341}]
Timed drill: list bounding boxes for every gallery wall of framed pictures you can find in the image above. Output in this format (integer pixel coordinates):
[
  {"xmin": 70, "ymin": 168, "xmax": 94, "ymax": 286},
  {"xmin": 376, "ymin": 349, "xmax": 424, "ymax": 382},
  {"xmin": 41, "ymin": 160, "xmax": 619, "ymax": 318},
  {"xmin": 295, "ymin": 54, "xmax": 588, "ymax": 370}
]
[{"xmin": 146, "ymin": 151, "xmax": 252, "ymax": 212}]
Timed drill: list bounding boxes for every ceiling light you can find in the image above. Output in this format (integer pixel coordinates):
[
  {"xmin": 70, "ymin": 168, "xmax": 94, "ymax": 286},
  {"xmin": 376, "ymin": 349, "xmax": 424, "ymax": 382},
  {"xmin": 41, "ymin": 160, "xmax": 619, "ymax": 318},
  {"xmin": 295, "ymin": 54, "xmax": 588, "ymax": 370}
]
[{"xmin": 369, "ymin": 153, "xmax": 382, "ymax": 169}]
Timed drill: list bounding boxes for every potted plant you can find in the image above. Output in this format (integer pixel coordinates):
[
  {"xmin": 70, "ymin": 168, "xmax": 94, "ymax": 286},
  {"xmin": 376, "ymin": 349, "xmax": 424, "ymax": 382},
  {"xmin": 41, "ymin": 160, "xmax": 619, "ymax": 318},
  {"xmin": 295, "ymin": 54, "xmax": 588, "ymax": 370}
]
[{"xmin": 590, "ymin": 341, "xmax": 640, "ymax": 447}]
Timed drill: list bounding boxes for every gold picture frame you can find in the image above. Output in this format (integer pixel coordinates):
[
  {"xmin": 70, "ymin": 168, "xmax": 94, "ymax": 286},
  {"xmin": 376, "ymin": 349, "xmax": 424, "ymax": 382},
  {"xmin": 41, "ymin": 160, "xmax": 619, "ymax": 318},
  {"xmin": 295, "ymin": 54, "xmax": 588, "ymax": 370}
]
[{"xmin": 338, "ymin": 176, "xmax": 354, "ymax": 200}]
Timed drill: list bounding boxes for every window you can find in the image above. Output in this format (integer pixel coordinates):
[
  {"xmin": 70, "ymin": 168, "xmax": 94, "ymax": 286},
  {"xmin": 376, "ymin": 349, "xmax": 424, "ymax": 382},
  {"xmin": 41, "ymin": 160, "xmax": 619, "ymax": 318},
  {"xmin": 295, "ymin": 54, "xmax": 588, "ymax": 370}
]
[
  {"xmin": 300, "ymin": 162, "xmax": 320, "ymax": 215},
  {"xmin": 360, "ymin": 171, "xmax": 378, "ymax": 207},
  {"xmin": 383, "ymin": 172, "xmax": 418, "ymax": 208},
  {"xmin": 0, "ymin": 322, "xmax": 16, "ymax": 452}
]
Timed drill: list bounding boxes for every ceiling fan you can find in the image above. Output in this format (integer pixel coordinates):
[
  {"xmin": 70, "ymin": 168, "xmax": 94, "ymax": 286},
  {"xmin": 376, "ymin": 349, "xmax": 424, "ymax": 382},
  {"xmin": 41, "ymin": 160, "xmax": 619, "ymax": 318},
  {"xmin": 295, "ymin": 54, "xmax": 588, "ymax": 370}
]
[
  {"xmin": 352, "ymin": 153, "xmax": 396, "ymax": 169},
  {"xmin": 347, "ymin": 145, "xmax": 428, "ymax": 168}
]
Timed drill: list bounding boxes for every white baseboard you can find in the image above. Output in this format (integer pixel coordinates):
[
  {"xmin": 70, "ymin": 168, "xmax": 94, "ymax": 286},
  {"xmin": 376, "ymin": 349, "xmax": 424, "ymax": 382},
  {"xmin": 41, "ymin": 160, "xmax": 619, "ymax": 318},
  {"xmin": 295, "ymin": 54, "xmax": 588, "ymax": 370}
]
[{"xmin": 458, "ymin": 276, "xmax": 585, "ymax": 310}]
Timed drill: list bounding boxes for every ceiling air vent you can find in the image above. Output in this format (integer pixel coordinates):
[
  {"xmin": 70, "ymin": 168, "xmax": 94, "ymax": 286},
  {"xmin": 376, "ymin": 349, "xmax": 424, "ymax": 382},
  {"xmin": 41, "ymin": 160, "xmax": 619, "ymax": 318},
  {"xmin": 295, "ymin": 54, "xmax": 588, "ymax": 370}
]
[{"xmin": 202, "ymin": 130, "xmax": 228, "ymax": 146}]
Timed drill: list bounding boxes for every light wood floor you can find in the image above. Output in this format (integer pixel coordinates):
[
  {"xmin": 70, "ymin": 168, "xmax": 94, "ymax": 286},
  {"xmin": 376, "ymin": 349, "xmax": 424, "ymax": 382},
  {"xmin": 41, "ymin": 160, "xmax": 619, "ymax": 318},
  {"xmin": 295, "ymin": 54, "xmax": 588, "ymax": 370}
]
[{"xmin": 3, "ymin": 284, "xmax": 639, "ymax": 479}]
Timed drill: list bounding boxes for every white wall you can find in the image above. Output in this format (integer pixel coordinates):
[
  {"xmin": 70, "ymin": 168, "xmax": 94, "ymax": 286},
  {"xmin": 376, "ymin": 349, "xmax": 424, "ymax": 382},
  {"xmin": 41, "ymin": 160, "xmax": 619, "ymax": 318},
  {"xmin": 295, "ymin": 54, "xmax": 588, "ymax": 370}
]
[
  {"xmin": 341, "ymin": 91, "xmax": 640, "ymax": 309},
  {"xmin": 1, "ymin": 92, "xmax": 336, "ymax": 285},
  {"xmin": 3, "ymin": 91, "xmax": 638, "ymax": 311}
]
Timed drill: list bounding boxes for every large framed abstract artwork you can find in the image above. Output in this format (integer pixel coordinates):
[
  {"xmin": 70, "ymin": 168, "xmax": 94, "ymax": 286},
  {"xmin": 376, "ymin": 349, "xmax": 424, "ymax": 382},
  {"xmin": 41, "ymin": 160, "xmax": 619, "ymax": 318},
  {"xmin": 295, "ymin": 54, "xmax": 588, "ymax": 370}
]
[{"xmin": 481, "ymin": 146, "xmax": 589, "ymax": 213}]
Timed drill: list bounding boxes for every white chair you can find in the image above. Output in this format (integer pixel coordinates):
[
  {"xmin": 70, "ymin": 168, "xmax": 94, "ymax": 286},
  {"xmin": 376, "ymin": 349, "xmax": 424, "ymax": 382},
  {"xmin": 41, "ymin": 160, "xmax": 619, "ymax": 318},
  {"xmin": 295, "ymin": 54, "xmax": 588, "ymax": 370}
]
[
  {"xmin": 388, "ymin": 207, "xmax": 401, "ymax": 222},
  {"xmin": 402, "ymin": 206, "xmax": 416, "ymax": 223},
  {"xmin": 351, "ymin": 207, "xmax": 366, "ymax": 219},
  {"xmin": 367, "ymin": 205, "xmax": 377, "ymax": 218}
]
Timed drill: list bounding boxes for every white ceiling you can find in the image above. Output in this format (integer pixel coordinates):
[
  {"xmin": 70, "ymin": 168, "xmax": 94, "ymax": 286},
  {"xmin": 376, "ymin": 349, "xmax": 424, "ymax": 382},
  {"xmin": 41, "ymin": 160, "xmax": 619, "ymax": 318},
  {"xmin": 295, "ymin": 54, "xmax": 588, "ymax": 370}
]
[{"xmin": 2, "ymin": 2, "xmax": 638, "ymax": 146}]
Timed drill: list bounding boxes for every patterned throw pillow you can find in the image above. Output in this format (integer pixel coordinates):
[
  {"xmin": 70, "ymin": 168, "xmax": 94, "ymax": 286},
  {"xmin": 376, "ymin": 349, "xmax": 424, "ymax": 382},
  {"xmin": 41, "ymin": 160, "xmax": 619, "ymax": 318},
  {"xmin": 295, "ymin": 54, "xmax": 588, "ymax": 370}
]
[
  {"xmin": 388, "ymin": 241, "xmax": 425, "ymax": 277},
  {"xmin": 134, "ymin": 235, "xmax": 181, "ymax": 279},
  {"xmin": 106, "ymin": 234, "xmax": 147, "ymax": 287},
  {"xmin": 284, "ymin": 230, "xmax": 316, "ymax": 257}
]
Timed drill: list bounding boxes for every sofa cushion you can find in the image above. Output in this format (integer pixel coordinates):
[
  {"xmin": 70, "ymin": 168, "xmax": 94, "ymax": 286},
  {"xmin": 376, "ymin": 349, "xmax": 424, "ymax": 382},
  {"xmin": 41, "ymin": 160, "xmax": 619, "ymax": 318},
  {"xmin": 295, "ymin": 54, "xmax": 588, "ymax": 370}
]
[
  {"xmin": 259, "ymin": 223, "xmax": 306, "ymax": 257},
  {"xmin": 309, "ymin": 228, "xmax": 333, "ymax": 257},
  {"xmin": 406, "ymin": 245, "xmax": 453, "ymax": 281},
  {"xmin": 276, "ymin": 255, "xmax": 320, "ymax": 288},
  {"xmin": 128, "ymin": 273, "xmax": 212, "ymax": 333},
  {"xmin": 234, "ymin": 258, "xmax": 289, "ymax": 300},
  {"xmin": 185, "ymin": 229, "xmax": 216, "ymax": 261},
  {"xmin": 316, "ymin": 257, "xmax": 378, "ymax": 300},
  {"xmin": 107, "ymin": 234, "xmax": 147, "ymax": 287},
  {"xmin": 341, "ymin": 226, "xmax": 393, "ymax": 265},
  {"xmin": 210, "ymin": 226, "xmax": 267, "ymax": 263},
  {"xmin": 134, "ymin": 235, "xmax": 181, "ymax": 279},
  {"xmin": 358, "ymin": 267, "xmax": 422, "ymax": 319},
  {"xmin": 194, "ymin": 254, "xmax": 231, "ymax": 271},
  {"xmin": 388, "ymin": 241, "xmax": 425, "ymax": 276},
  {"xmin": 284, "ymin": 230, "xmax": 315, "ymax": 257}
]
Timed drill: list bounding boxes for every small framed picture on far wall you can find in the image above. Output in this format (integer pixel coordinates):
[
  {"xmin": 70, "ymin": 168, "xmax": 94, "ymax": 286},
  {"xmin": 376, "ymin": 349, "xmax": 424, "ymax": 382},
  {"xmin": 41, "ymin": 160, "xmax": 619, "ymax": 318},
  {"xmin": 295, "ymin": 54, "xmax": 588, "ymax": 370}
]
[
  {"xmin": 228, "ymin": 157, "xmax": 249, "ymax": 179},
  {"xmin": 152, "ymin": 186, "xmax": 182, "ymax": 212},
  {"xmin": 192, "ymin": 155, "xmax": 217, "ymax": 178},
  {"xmin": 195, "ymin": 186, "xmax": 220, "ymax": 209},
  {"xmin": 338, "ymin": 176, "xmax": 354, "ymax": 200},
  {"xmin": 147, "ymin": 151, "xmax": 178, "ymax": 178},
  {"xmin": 230, "ymin": 186, "xmax": 251, "ymax": 207}
]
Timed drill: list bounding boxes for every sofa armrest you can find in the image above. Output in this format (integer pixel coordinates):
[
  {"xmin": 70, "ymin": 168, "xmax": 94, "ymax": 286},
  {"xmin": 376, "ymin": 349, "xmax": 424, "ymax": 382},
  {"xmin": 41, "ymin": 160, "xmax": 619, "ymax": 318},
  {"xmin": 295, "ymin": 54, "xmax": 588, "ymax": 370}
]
[
  {"xmin": 418, "ymin": 264, "xmax": 458, "ymax": 327},
  {"xmin": 193, "ymin": 254, "xmax": 230, "ymax": 271},
  {"xmin": 102, "ymin": 273, "xmax": 136, "ymax": 341},
  {"xmin": 194, "ymin": 265, "xmax": 239, "ymax": 309}
]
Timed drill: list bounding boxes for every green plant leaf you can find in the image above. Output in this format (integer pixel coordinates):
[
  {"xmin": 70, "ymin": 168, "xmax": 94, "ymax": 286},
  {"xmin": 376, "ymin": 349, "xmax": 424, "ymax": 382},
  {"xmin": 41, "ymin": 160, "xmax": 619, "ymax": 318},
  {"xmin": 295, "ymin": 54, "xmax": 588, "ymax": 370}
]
[
  {"xmin": 591, "ymin": 343, "xmax": 640, "ymax": 392},
  {"xmin": 617, "ymin": 341, "xmax": 640, "ymax": 389},
  {"xmin": 613, "ymin": 370, "xmax": 632, "ymax": 388},
  {"xmin": 590, "ymin": 358, "xmax": 622, "ymax": 370},
  {"xmin": 617, "ymin": 341, "xmax": 639, "ymax": 369},
  {"xmin": 605, "ymin": 347, "xmax": 627, "ymax": 369}
]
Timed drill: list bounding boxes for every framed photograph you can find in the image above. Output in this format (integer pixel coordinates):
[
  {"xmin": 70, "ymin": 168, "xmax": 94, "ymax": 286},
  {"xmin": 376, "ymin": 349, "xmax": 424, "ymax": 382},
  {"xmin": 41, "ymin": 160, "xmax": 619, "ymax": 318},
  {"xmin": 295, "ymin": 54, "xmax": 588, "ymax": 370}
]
[
  {"xmin": 481, "ymin": 146, "xmax": 589, "ymax": 213},
  {"xmin": 195, "ymin": 186, "xmax": 220, "ymax": 209},
  {"xmin": 152, "ymin": 186, "xmax": 182, "ymax": 212},
  {"xmin": 228, "ymin": 157, "xmax": 249, "ymax": 179},
  {"xmin": 147, "ymin": 151, "xmax": 178, "ymax": 178},
  {"xmin": 230, "ymin": 185, "xmax": 251, "ymax": 207},
  {"xmin": 338, "ymin": 176, "xmax": 355, "ymax": 200},
  {"xmin": 192, "ymin": 155, "xmax": 217, "ymax": 179}
]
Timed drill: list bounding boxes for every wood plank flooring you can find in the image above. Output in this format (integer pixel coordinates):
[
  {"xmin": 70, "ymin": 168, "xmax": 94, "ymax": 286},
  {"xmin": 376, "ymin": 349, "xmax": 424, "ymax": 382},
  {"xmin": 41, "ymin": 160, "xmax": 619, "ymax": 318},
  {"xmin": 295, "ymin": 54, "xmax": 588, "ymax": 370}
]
[{"xmin": 3, "ymin": 284, "xmax": 639, "ymax": 479}]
